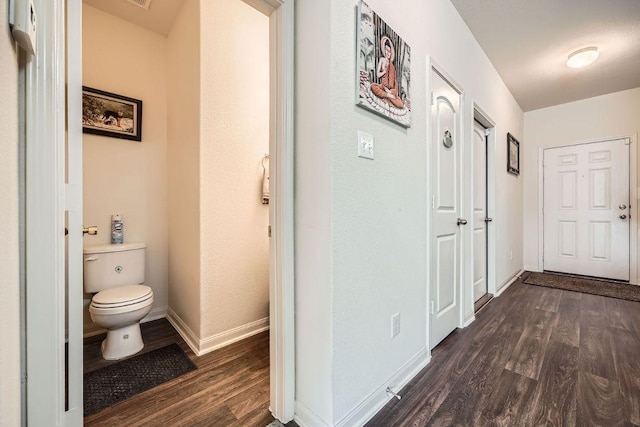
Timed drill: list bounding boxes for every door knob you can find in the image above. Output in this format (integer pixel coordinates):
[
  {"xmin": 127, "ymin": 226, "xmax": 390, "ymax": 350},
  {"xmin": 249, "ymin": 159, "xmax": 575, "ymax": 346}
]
[
  {"xmin": 484, "ymin": 217, "xmax": 493, "ymax": 223},
  {"xmin": 83, "ymin": 226, "xmax": 98, "ymax": 235},
  {"xmin": 457, "ymin": 218, "xmax": 468, "ymax": 226},
  {"xmin": 619, "ymin": 204, "xmax": 627, "ymax": 210},
  {"xmin": 619, "ymin": 214, "xmax": 627, "ymax": 220}
]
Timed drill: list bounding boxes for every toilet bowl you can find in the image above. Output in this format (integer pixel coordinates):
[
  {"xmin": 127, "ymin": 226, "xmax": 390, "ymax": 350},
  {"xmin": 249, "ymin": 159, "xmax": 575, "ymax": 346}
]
[
  {"xmin": 84, "ymin": 242, "xmax": 154, "ymax": 360},
  {"xmin": 89, "ymin": 284, "xmax": 154, "ymax": 360}
]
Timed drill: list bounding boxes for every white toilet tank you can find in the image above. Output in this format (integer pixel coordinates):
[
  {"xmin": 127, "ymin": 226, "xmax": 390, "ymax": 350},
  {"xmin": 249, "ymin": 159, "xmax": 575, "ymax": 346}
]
[{"xmin": 84, "ymin": 242, "xmax": 146, "ymax": 293}]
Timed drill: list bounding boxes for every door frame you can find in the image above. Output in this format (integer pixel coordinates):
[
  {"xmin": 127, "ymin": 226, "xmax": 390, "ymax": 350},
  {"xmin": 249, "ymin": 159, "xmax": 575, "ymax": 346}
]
[
  {"xmin": 256, "ymin": 0, "xmax": 296, "ymax": 422},
  {"xmin": 25, "ymin": 0, "xmax": 296, "ymax": 424},
  {"xmin": 65, "ymin": 0, "xmax": 84, "ymax": 423},
  {"xmin": 470, "ymin": 104, "xmax": 497, "ymax": 303},
  {"xmin": 537, "ymin": 135, "xmax": 638, "ymax": 284},
  {"xmin": 24, "ymin": 0, "xmax": 69, "ymax": 425},
  {"xmin": 426, "ymin": 57, "xmax": 466, "ymax": 349}
]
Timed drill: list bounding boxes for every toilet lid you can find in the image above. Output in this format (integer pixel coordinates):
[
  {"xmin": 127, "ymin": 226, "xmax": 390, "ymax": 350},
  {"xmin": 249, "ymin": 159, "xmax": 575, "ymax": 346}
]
[{"xmin": 92, "ymin": 285, "xmax": 152, "ymax": 307}]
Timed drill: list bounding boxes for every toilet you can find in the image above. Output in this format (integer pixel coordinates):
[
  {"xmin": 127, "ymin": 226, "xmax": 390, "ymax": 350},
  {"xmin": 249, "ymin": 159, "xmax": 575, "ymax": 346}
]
[{"xmin": 84, "ymin": 242, "xmax": 154, "ymax": 360}]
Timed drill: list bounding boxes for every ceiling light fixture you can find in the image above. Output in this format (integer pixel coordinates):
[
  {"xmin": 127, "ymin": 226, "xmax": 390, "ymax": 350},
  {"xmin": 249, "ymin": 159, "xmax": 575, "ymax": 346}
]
[{"xmin": 567, "ymin": 47, "xmax": 599, "ymax": 69}]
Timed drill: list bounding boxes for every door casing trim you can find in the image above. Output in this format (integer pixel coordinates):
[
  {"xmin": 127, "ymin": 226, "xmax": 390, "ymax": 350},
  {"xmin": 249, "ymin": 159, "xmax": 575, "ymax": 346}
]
[{"xmin": 24, "ymin": 0, "xmax": 67, "ymax": 424}]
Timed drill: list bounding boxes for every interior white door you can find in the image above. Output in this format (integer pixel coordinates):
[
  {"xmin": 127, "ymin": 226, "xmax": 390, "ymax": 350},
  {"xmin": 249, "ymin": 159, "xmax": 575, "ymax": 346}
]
[
  {"xmin": 472, "ymin": 120, "xmax": 488, "ymax": 302},
  {"xmin": 543, "ymin": 138, "xmax": 630, "ymax": 281},
  {"xmin": 430, "ymin": 69, "xmax": 463, "ymax": 349}
]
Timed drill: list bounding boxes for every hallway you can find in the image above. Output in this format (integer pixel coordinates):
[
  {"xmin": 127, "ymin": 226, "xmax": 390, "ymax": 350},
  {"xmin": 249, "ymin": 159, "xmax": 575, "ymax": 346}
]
[{"xmin": 367, "ymin": 275, "xmax": 640, "ymax": 426}]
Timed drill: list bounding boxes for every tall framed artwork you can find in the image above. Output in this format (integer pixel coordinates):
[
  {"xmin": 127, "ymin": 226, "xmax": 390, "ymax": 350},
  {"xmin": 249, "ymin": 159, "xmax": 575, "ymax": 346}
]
[
  {"xmin": 357, "ymin": 1, "xmax": 411, "ymax": 127},
  {"xmin": 507, "ymin": 133, "xmax": 520, "ymax": 175}
]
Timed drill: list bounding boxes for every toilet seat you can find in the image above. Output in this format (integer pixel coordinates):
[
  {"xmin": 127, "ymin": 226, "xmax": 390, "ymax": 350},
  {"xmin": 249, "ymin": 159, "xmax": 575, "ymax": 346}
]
[
  {"xmin": 91, "ymin": 284, "xmax": 152, "ymax": 307},
  {"xmin": 90, "ymin": 285, "xmax": 153, "ymax": 316}
]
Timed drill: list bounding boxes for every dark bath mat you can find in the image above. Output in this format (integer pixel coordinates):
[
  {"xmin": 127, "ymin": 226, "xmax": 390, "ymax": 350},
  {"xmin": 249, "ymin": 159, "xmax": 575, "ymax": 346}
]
[
  {"xmin": 84, "ymin": 343, "xmax": 196, "ymax": 417},
  {"xmin": 524, "ymin": 271, "xmax": 640, "ymax": 302}
]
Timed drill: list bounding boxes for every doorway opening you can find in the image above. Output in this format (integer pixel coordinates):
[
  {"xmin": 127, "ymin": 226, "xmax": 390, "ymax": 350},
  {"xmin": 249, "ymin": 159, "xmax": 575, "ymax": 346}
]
[
  {"xmin": 26, "ymin": 0, "xmax": 295, "ymax": 424},
  {"xmin": 472, "ymin": 106, "xmax": 496, "ymax": 313}
]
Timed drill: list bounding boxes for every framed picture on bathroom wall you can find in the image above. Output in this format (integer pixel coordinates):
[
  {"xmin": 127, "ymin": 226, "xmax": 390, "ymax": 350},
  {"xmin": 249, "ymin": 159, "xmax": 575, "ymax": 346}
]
[
  {"xmin": 82, "ymin": 86, "xmax": 143, "ymax": 142},
  {"xmin": 356, "ymin": 0, "xmax": 411, "ymax": 128}
]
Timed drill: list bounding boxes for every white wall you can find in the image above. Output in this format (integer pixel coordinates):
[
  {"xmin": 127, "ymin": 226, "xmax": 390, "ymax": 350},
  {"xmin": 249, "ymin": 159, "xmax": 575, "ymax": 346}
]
[
  {"xmin": 166, "ymin": 0, "xmax": 270, "ymax": 345},
  {"xmin": 294, "ymin": 0, "xmax": 334, "ymax": 422},
  {"xmin": 0, "ymin": 0, "xmax": 21, "ymax": 423},
  {"xmin": 167, "ymin": 0, "xmax": 202, "ymax": 337},
  {"xmin": 523, "ymin": 87, "xmax": 640, "ymax": 272},
  {"xmin": 82, "ymin": 5, "xmax": 169, "ymax": 332},
  {"xmin": 199, "ymin": 0, "xmax": 270, "ymax": 338},
  {"xmin": 295, "ymin": 0, "xmax": 524, "ymax": 424}
]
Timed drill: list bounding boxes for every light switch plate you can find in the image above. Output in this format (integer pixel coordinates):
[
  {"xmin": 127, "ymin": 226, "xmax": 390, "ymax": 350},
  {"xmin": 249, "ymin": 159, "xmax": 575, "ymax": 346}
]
[
  {"xmin": 357, "ymin": 131, "xmax": 374, "ymax": 160},
  {"xmin": 391, "ymin": 312, "xmax": 400, "ymax": 338}
]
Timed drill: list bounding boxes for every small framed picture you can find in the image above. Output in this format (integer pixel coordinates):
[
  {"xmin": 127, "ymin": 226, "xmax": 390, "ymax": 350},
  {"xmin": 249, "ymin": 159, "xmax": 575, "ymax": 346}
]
[
  {"xmin": 82, "ymin": 86, "xmax": 143, "ymax": 142},
  {"xmin": 507, "ymin": 133, "xmax": 520, "ymax": 176}
]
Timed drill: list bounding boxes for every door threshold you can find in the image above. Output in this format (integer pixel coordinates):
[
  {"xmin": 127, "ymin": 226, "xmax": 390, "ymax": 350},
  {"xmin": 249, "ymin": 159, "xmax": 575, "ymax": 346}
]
[
  {"xmin": 543, "ymin": 270, "xmax": 629, "ymax": 284},
  {"xmin": 474, "ymin": 293, "xmax": 493, "ymax": 313}
]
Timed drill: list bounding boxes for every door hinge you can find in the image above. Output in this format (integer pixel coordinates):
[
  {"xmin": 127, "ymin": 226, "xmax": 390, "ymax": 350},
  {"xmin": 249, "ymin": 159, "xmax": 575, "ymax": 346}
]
[
  {"xmin": 484, "ymin": 128, "xmax": 490, "ymax": 137},
  {"xmin": 268, "ymin": 225, "xmax": 271, "ymax": 237},
  {"xmin": 431, "ymin": 92, "xmax": 435, "ymax": 106},
  {"xmin": 430, "ymin": 300, "xmax": 435, "ymax": 315},
  {"xmin": 432, "ymin": 196, "xmax": 435, "ymax": 209}
]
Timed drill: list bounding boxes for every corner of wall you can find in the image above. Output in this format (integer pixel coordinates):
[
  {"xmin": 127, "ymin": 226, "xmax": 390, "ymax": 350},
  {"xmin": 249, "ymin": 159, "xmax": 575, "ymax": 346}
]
[
  {"xmin": 294, "ymin": 0, "xmax": 334, "ymax": 423},
  {"xmin": 166, "ymin": 0, "xmax": 202, "ymax": 338}
]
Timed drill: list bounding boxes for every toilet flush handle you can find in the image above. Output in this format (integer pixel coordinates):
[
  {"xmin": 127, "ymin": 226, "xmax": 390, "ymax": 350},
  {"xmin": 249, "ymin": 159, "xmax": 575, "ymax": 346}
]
[
  {"xmin": 83, "ymin": 225, "xmax": 98, "ymax": 235},
  {"xmin": 84, "ymin": 256, "xmax": 98, "ymax": 262}
]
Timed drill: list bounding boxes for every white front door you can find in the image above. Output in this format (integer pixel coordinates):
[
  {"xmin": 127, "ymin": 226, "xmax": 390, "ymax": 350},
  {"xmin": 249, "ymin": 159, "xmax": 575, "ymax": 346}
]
[
  {"xmin": 430, "ymin": 68, "xmax": 463, "ymax": 349},
  {"xmin": 543, "ymin": 138, "xmax": 630, "ymax": 281},
  {"xmin": 473, "ymin": 120, "xmax": 488, "ymax": 302}
]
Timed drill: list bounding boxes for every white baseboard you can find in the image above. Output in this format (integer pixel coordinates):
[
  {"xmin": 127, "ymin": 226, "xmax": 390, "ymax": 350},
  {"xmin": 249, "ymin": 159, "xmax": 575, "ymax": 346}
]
[
  {"xmin": 524, "ymin": 265, "xmax": 541, "ymax": 272},
  {"xmin": 82, "ymin": 323, "xmax": 105, "ymax": 338},
  {"xmin": 333, "ymin": 347, "xmax": 431, "ymax": 427},
  {"xmin": 167, "ymin": 307, "xmax": 270, "ymax": 357},
  {"xmin": 199, "ymin": 317, "xmax": 269, "ymax": 356},
  {"xmin": 166, "ymin": 307, "xmax": 200, "ymax": 354},
  {"xmin": 294, "ymin": 402, "xmax": 331, "ymax": 427},
  {"xmin": 143, "ymin": 306, "xmax": 168, "ymax": 323},
  {"xmin": 293, "ymin": 347, "xmax": 431, "ymax": 427},
  {"xmin": 463, "ymin": 315, "xmax": 475, "ymax": 327},
  {"xmin": 495, "ymin": 269, "xmax": 525, "ymax": 297},
  {"xmin": 83, "ymin": 306, "xmax": 168, "ymax": 338}
]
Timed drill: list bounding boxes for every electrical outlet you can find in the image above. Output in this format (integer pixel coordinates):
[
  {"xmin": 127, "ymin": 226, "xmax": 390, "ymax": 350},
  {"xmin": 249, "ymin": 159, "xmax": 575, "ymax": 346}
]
[
  {"xmin": 357, "ymin": 131, "xmax": 374, "ymax": 159},
  {"xmin": 391, "ymin": 313, "xmax": 400, "ymax": 338}
]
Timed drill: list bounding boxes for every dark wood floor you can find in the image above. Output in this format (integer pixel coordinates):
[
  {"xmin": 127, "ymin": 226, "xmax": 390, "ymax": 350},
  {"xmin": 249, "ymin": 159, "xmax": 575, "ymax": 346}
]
[
  {"xmin": 367, "ymin": 277, "xmax": 640, "ymax": 427},
  {"xmin": 84, "ymin": 320, "xmax": 277, "ymax": 426}
]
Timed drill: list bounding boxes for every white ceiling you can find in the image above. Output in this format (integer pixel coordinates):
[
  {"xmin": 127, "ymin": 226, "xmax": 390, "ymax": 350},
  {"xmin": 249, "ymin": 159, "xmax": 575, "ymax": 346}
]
[
  {"xmin": 83, "ymin": 0, "xmax": 186, "ymax": 36},
  {"xmin": 450, "ymin": 0, "xmax": 640, "ymax": 111}
]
